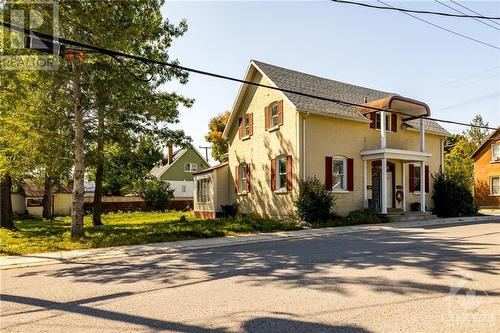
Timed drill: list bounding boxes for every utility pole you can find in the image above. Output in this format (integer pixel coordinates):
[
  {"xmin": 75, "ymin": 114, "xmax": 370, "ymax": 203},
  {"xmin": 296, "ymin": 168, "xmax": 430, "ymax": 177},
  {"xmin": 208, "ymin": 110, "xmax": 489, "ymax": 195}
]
[{"xmin": 199, "ymin": 146, "xmax": 211, "ymax": 162}]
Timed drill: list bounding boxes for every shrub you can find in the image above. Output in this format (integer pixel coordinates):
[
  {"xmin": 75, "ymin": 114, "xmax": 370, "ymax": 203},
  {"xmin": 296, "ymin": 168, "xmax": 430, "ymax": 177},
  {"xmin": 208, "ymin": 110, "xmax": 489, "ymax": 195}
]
[
  {"xmin": 345, "ymin": 209, "xmax": 386, "ymax": 224},
  {"xmin": 432, "ymin": 171, "xmax": 475, "ymax": 217},
  {"xmin": 134, "ymin": 176, "xmax": 174, "ymax": 211},
  {"xmin": 294, "ymin": 177, "xmax": 335, "ymax": 224}
]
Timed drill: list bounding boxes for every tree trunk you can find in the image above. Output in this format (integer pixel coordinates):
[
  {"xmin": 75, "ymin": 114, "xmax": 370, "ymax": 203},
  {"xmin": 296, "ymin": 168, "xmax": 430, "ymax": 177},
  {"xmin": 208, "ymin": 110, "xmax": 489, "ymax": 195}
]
[
  {"xmin": 0, "ymin": 173, "xmax": 15, "ymax": 230},
  {"xmin": 71, "ymin": 60, "xmax": 85, "ymax": 238},
  {"xmin": 42, "ymin": 172, "xmax": 53, "ymax": 219},
  {"xmin": 92, "ymin": 107, "xmax": 104, "ymax": 226}
]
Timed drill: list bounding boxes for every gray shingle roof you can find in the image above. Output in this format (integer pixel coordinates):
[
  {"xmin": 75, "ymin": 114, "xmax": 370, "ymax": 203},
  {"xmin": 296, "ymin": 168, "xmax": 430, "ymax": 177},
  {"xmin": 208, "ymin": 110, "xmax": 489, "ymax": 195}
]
[
  {"xmin": 149, "ymin": 148, "xmax": 187, "ymax": 178},
  {"xmin": 252, "ymin": 60, "xmax": 450, "ymax": 136}
]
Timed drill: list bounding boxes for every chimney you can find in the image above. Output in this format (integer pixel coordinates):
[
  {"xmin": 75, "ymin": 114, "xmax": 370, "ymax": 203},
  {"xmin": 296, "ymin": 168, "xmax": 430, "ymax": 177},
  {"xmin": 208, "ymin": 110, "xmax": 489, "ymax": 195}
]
[{"xmin": 167, "ymin": 143, "xmax": 174, "ymax": 164}]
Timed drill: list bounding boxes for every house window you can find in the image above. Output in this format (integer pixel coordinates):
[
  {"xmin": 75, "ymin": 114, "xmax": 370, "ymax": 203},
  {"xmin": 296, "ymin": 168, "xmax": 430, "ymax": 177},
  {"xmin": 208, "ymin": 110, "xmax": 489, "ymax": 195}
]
[
  {"xmin": 184, "ymin": 163, "xmax": 197, "ymax": 173},
  {"xmin": 276, "ymin": 156, "xmax": 287, "ymax": 190},
  {"xmin": 244, "ymin": 115, "xmax": 251, "ymax": 137},
  {"xmin": 491, "ymin": 176, "xmax": 500, "ymax": 195},
  {"xmin": 239, "ymin": 163, "xmax": 247, "ymax": 193},
  {"xmin": 196, "ymin": 178, "xmax": 210, "ymax": 203},
  {"xmin": 413, "ymin": 165, "xmax": 421, "ymax": 192},
  {"xmin": 181, "ymin": 185, "xmax": 187, "ymax": 193},
  {"xmin": 27, "ymin": 198, "xmax": 43, "ymax": 207},
  {"xmin": 492, "ymin": 144, "xmax": 500, "ymax": 162},
  {"xmin": 332, "ymin": 158, "xmax": 346, "ymax": 191},
  {"xmin": 375, "ymin": 112, "xmax": 391, "ymax": 131},
  {"xmin": 270, "ymin": 102, "xmax": 279, "ymax": 128}
]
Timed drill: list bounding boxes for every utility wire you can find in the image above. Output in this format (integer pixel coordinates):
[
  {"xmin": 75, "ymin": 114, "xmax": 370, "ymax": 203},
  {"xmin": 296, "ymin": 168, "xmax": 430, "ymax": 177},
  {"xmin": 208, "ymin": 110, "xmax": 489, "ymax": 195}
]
[
  {"xmin": 376, "ymin": 0, "xmax": 500, "ymax": 50},
  {"xmin": 435, "ymin": 0, "xmax": 500, "ymax": 31},
  {"xmin": 451, "ymin": 0, "xmax": 500, "ymax": 27},
  {"xmin": 0, "ymin": 20, "xmax": 497, "ymax": 131},
  {"xmin": 331, "ymin": 0, "xmax": 500, "ymax": 20}
]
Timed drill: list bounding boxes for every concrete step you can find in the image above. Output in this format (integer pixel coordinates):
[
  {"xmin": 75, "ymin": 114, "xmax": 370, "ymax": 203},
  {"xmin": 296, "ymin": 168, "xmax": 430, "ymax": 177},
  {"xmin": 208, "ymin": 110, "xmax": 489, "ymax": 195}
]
[{"xmin": 385, "ymin": 213, "xmax": 437, "ymax": 223}]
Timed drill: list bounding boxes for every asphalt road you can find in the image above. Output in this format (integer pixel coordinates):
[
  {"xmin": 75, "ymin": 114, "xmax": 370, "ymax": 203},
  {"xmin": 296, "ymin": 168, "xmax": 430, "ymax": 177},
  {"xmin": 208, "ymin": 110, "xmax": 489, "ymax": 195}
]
[{"xmin": 1, "ymin": 220, "xmax": 499, "ymax": 333}]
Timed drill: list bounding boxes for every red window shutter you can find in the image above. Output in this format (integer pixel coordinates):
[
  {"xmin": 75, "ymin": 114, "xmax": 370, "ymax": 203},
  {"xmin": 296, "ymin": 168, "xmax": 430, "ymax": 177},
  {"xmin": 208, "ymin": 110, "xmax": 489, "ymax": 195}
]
[
  {"xmin": 347, "ymin": 158, "xmax": 354, "ymax": 191},
  {"xmin": 248, "ymin": 113, "xmax": 253, "ymax": 136},
  {"xmin": 238, "ymin": 117, "xmax": 243, "ymax": 139},
  {"xmin": 369, "ymin": 112, "xmax": 376, "ymax": 129},
  {"xmin": 325, "ymin": 156, "xmax": 333, "ymax": 190},
  {"xmin": 286, "ymin": 155, "xmax": 293, "ymax": 191},
  {"xmin": 277, "ymin": 100, "xmax": 284, "ymax": 126},
  {"xmin": 246, "ymin": 164, "xmax": 251, "ymax": 192},
  {"xmin": 409, "ymin": 164, "xmax": 414, "ymax": 193},
  {"xmin": 271, "ymin": 158, "xmax": 276, "ymax": 191},
  {"xmin": 425, "ymin": 165, "xmax": 429, "ymax": 193},
  {"xmin": 235, "ymin": 165, "xmax": 240, "ymax": 193},
  {"xmin": 391, "ymin": 113, "xmax": 397, "ymax": 132},
  {"xmin": 265, "ymin": 106, "xmax": 270, "ymax": 130}
]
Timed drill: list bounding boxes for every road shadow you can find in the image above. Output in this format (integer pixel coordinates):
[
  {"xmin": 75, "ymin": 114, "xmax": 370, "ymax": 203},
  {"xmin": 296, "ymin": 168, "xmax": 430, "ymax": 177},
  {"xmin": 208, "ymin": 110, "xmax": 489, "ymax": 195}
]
[{"xmin": 13, "ymin": 221, "xmax": 500, "ymax": 298}]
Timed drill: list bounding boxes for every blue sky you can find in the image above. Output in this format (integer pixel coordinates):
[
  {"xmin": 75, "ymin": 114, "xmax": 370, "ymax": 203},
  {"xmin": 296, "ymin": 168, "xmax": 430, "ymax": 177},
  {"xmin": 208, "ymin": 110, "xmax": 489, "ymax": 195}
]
[{"xmin": 160, "ymin": 1, "xmax": 500, "ymax": 163}]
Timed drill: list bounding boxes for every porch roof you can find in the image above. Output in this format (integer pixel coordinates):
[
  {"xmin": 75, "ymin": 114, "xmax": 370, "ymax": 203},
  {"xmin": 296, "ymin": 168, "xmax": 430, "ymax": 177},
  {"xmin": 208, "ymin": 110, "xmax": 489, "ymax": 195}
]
[
  {"xmin": 360, "ymin": 148, "xmax": 431, "ymax": 162},
  {"xmin": 357, "ymin": 96, "xmax": 430, "ymax": 120}
]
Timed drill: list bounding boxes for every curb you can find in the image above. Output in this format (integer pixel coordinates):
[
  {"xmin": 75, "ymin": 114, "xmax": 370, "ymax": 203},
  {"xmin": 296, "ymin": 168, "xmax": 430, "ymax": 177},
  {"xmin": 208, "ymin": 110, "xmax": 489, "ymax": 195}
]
[{"xmin": 1, "ymin": 215, "xmax": 498, "ymax": 270}]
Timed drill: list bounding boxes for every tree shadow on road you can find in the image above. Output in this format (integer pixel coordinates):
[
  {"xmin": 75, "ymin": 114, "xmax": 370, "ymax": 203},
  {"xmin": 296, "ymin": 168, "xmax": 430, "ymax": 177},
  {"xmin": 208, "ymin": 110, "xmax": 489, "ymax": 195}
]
[{"xmin": 14, "ymin": 220, "xmax": 500, "ymax": 298}]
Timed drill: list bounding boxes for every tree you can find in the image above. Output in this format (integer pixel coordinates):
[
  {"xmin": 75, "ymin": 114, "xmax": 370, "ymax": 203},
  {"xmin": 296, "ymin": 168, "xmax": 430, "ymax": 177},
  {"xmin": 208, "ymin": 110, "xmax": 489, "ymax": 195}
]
[
  {"xmin": 205, "ymin": 111, "xmax": 230, "ymax": 162},
  {"xmin": 134, "ymin": 176, "xmax": 174, "ymax": 211},
  {"xmin": 444, "ymin": 137, "xmax": 476, "ymax": 190},
  {"xmin": 463, "ymin": 115, "xmax": 490, "ymax": 148}
]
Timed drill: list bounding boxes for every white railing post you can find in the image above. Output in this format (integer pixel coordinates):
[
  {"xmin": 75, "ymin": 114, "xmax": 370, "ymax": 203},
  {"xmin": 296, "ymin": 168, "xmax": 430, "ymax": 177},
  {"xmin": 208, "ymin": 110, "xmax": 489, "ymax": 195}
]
[
  {"xmin": 381, "ymin": 158, "xmax": 387, "ymax": 214},
  {"xmin": 363, "ymin": 160, "xmax": 368, "ymax": 208},
  {"xmin": 402, "ymin": 163, "xmax": 407, "ymax": 212},
  {"xmin": 420, "ymin": 118, "xmax": 425, "ymax": 152},
  {"xmin": 420, "ymin": 161, "xmax": 425, "ymax": 212},
  {"xmin": 381, "ymin": 111, "xmax": 386, "ymax": 149}
]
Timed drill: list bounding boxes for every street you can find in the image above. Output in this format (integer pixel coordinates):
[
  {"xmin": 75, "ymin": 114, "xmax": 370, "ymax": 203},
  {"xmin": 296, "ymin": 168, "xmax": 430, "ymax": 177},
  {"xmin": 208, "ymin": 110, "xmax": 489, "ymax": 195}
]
[{"xmin": 1, "ymin": 219, "xmax": 499, "ymax": 333}]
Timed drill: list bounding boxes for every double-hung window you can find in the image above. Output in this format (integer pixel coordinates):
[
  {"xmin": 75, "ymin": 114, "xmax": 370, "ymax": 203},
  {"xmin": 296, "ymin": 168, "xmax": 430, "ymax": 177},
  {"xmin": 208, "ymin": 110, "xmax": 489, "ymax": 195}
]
[
  {"xmin": 491, "ymin": 176, "xmax": 500, "ymax": 195},
  {"xmin": 244, "ymin": 115, "xmax": 251, "ymax": 137},
  {"xmin": 185, "ymin": 163, "xmax": 197, "ymax": 173},
  {"xmin": 492, "ymin": 143, "xmax": 500, "ymax": 162},
  {"xmin": 375, "ymin": 112, "xmax": 391, "ymax": 132},
  {"xmin": 276, "ymin": 156, "xmax": 287, "ymax": 191},
  {"xmin": 332, "ymin": 158, "xmax": 346, "ymax": 191},
  {"xmin": 270, "ymin": 102, "xmax": 279, "ymax": 128},
  {"xmin": 239, "ymin": 163, "xmax": 247, "ymax": 193}
]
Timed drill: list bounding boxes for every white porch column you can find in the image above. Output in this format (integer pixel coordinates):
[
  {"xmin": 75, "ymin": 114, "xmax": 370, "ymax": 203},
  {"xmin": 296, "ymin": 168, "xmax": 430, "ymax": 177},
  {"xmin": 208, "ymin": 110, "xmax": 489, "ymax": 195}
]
[
  {"xmin": 402, "ymin": 162, "xmax": 407, "ymax": 212},
  {"xmin": 380, "ymin": 111, "xmax": 386, "ymax": 149},
  {"xmin": 363, "ymin": 160, "xmax": 368, "ymax": 209},
  {"xmin": 420, "ymin": 117, "xmax": 425, "ymax": 152},
  {"xmin": 420, "ymin": 161, "xmax": 426, "ymax": 212},
  {"xmin": 381, "ymin": 158, "xmax": 387, "ymax": 214}
]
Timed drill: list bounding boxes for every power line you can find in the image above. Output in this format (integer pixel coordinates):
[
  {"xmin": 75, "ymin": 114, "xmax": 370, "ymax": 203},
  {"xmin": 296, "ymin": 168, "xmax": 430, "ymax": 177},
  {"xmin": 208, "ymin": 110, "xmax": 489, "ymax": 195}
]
[
  {"xmin": 451, "ymin": 0, "xmax": 500, "ymax": 27},
  {"xmin": 376, "ymin": 0, "xmax": 500, "ymax": 51},
  {"xmin": 331, "ymin": 0, "xmax": 500, "ymax": 20},
  {"xmin": 435, "ymin": 0, "xmax": 500, "ymax": 31},
  {"xmin": 0, "ymin": 20, "xmax": 497, "ymax": 131}
]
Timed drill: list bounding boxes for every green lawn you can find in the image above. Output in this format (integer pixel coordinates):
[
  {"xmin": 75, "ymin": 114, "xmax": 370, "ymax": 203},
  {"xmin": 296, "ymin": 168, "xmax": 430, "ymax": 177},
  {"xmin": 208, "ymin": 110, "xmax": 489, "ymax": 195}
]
[{"xmin": 0, "ymin": 211, "xmax": 301, "ymax": 256}]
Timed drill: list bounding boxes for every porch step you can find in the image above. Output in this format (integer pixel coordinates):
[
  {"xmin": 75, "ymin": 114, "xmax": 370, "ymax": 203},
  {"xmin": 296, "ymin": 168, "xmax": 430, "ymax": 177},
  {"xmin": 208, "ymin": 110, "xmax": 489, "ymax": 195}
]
[{"xmin": 383, "ymin": 212, "xmax": 437, "ymax": 223}]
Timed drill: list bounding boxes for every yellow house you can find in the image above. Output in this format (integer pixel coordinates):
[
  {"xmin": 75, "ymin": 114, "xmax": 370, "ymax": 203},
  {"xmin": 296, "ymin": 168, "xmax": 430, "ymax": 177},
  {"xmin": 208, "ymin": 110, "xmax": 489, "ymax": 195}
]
[{"xmin": 194, "ymin": 61, "xmax": 449, "ymax": 218}]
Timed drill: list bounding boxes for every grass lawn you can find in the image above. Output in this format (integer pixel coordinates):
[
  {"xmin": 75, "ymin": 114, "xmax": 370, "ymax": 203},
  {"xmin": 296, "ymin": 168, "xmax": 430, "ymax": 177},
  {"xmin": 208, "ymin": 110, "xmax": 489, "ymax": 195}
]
[{"xmin": 0, "ymin": 211, "xmax": 301, "ymax": 256}]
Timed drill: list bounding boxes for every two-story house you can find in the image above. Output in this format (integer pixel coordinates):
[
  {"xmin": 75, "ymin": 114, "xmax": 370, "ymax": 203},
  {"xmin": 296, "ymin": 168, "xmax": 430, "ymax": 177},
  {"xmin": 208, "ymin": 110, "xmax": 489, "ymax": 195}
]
[
  {"xmin": 472, "ymin": 127, "xmax": 500, "ymax": 209},
  {"xmin": 193, "ymin": 61, "xmax": 449, "ymax": 218},
  {"xmin": 150, "ymin": 144, "xmax": 210, "ymax": 209}
]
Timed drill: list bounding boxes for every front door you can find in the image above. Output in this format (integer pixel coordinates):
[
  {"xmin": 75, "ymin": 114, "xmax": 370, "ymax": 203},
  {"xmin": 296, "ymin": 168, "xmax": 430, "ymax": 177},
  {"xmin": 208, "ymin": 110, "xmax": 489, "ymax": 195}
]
[{"xmin": 371, "ymin": 161, "xmax": 395, "ymax": 211}]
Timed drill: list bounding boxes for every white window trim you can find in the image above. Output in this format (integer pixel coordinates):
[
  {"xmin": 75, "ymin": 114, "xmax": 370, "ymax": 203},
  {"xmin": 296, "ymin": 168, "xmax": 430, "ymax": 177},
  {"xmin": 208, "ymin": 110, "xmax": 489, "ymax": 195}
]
[
  {"xmin": 184, "ymin": 163, "xmax": 197, "ymax": 173},
  {"xmin": 243, "ymin": 115, "xmax": 251, "ymax": 137},
  {"xmin": 196, "ymin": 177, "xmax": 211, "ymax": 203},
  {"xmin": 490, "ymin": 175, "xmax": 500, "ymax": 196},
  {"xmin": 491, "ymin": 143, "xmax": 500, "ymax": 163},
  {"xmin": 374, "ymin": 112, "xmax": 394, "ymax": 133},
  {"xmin": 238, "ymin": 163, "xmax": 248, "ymax": 194},
  {"xmin": 276, "ymin": 155, "xmax": 288, "ymax": 192},
  {"xmin": 332, "ymin": 156, "xmax": 347, "ymax": 193},
  {"xmin": 270, "ymin": 102, "xmax": 279, "ymax": 129}
]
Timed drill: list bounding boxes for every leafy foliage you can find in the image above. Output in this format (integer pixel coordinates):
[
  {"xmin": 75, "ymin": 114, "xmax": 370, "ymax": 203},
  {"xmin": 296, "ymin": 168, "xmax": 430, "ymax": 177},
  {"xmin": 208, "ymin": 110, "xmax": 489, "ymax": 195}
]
[
  {"xmin": 463, "ymin": 115, "xmax": 490, "ymax": 148},
  {"xmin": 295, "ymin": 177, "xmax": 336, "ymax": 224},
  {"xmin": 205, "ymin": 111, "xmax": 230, "ymax": 162},
  {"xmin": 134, "ymin": 177, "xmax": 174, "ymax": 211},
  {"xmin": 432, "ymin": 172, "xmax": 475, "ymax": 217},
  {"xmin": 444, "ymin": 137, "xmax": 476, "ymax": 190}
]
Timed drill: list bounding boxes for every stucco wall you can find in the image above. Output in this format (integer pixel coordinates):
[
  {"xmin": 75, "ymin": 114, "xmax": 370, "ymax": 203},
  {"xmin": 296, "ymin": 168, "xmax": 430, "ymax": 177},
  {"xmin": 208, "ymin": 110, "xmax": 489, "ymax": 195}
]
[
  {"xmin": 474, "ymin": 138, "xmax": 500, "ymax": 208},
  {"xmin": 227, "ymin": 70, "xmax": 300, "ymax": 218},
  {"xmin": 304, "ymin": 114, "xmax": 443, "ymax": 215}
]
